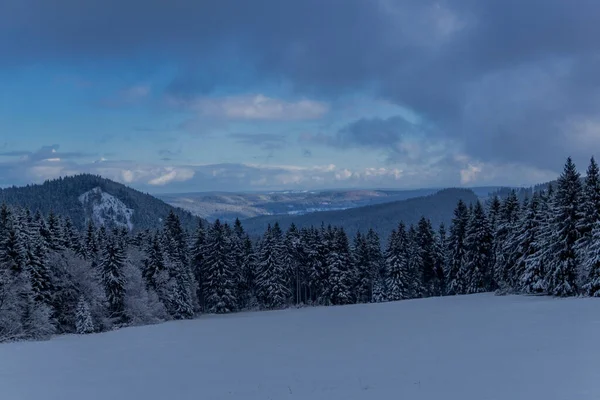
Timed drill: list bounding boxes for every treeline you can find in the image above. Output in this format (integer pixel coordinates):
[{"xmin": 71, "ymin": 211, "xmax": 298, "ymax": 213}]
[{"xmin": 1, "ymin": 157, "xmax": 599, "ymax": 342}]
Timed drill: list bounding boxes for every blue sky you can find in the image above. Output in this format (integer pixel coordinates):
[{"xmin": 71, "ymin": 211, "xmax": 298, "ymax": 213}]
[{"xmin": 1, "ymin": 0, "xmax": 599, "ymax": 193}]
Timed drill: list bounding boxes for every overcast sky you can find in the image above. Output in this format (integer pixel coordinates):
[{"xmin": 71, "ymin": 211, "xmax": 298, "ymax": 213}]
[{"xmin": 1, "ymin": 0, "xmax": 599, "ymax": 192}]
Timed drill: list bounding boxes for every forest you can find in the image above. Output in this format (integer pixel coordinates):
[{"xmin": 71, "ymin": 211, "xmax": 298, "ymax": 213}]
[{"xmin": 1, "ymin": 157, "xmax": 599, "ymax": 342}]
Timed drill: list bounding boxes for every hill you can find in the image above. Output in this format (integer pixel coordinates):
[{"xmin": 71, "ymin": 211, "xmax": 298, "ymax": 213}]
[
  {"xmin": 157, "ymin": 188, "xmax": 441, "ymax": 222},
  {"xmin": 0, "ymin": 174, "xmax": 199, "ymax": 231},
  {"xmin": 242, "ymin": 188, "xmax": 479, "ymax": 241},
  {"xmin": 1, "ymin": 294, "xmax": 597, "ymax": 400}
]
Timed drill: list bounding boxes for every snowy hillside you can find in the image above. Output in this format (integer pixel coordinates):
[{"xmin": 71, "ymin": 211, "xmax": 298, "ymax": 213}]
[
  {"xmin": 79, "ymin": 187, "xmax": 134, "ymax": 230},
  {"xmin": 2, "ymin": 294, "xmax": 599, "ymax": 400}
]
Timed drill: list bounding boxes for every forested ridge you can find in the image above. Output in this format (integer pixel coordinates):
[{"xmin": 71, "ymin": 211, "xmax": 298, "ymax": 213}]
[
  {"xmin": 1, "ymin": 157, "xmax": 599, "ymax": 342},
  {"xmin": 0, "ymin": 174, "xmax": 199, "ymax": 231}
]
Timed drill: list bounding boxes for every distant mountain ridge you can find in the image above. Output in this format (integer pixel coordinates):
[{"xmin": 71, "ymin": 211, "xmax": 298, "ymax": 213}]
[
  {"xmin": 0, "ymin": 174, "xmax": 200, "ymax": 231},
  {"xmin": 157, "ymin": 188, "xmax": 459, "ymax": 222},
  {"xmin": 242, "ymin": 188, "xmax": 480, "ymax": 242}
]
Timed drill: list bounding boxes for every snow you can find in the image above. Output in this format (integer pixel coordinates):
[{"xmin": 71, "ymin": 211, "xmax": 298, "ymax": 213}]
[
  {"xmin": 78, "ymin": 187, "xmax": 134, "ymax": 231},
  {"xmin": 1, "ymin": 294, "xmax": 599, "ymax": 400}
]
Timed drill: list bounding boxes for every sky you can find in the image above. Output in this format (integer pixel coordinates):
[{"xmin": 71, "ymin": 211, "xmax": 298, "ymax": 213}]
[{"xmin": 1, "ymin": 0, "xmax": 599, "ymax": 193}]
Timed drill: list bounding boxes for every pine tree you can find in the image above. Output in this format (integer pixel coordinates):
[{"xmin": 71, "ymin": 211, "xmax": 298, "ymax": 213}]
[
  {"xmin": 353, "ymin": 232, "xmax": 375, "ymax": 303},
  {"xmin": 100, "ymin": 237, "xmax": 127, "ymax": 321},
  {"xmin": 0, "ymin": 217, "xmax": 26, "ymax": 275},
  {"xmin": 203, "ymin": 220, "xmax": 237, "ymax": 313},
  {"xmin": 84, "ymin": 221, "xmax": 98, "ymax": 259},
  {"xmin": 546, "ymin": 157, "xmax": 582, "ymax": 297},
  {"xmin": 446, "ymin": 200, "xmax": 469, "ymax": 295},
  {"xmin": 582, "ymin": 221, "xmax": 600, "ymax": 297},
  {"xmin": 326, "ymin": 228, "xmax": 354, "ymax": 305},
  {"xmin": 493, "ymin": 191, "xmax": 521, "ymax": 290},
  {"xmin": 385, "ymin": 224, "xmax": 412, "ymax": 301},
  {"xmin": 75, "ymin": 296, "xmax": 94, "ymax": 334},
  {"xmin": 577, "ymin": 157, "xmax": 600, "ymax": 247},
  {"xmin": 256, "ymin": 224, "xmax": 290, "ymax": 309},
  {"xmin": 463, "ymin": 201, "xmax": 493, "ymax": 294},
  {"xmin": 46, "ymin": 211, "xmax": 63, "ymax": 251},
  {"xmin": 190, "ymin": 220, "xmax": 206, "ymax": 310},
  {"xmin": 577, "ymin": 157, "xmax": 600, "ymax": 284},
  {"xmin": 434, "ymin": 224, "xmax": 447, "ymax": 294},
  {"xmin": 416, "ymin": 217, "xmax": 443, "ymax": 296}
]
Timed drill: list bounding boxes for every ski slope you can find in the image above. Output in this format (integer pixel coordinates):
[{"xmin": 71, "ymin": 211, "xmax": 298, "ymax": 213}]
[{"xmin": 1, "ymin": 294, "xmax": 599, "ymax": 400}]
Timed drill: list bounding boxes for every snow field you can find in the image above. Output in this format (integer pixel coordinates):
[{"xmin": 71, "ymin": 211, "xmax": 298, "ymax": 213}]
[{"xmin": 1, "ymin": 293, "xmax": 599, "ymax": 400}]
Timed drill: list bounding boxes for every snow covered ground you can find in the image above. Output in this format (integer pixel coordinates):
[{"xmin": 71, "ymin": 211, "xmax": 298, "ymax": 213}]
[{"xmin": 1, "ymin": 294, "xmax": 599, "ymax": 400}]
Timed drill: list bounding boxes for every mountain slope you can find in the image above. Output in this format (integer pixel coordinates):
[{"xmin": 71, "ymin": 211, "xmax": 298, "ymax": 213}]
[
  {"xmin": 0, "ymin": 174, "xmax": 199, "ymax": 231},
  {"xmin": 242, "ymin": 188, "xmax": 479, "ymax": 241}
]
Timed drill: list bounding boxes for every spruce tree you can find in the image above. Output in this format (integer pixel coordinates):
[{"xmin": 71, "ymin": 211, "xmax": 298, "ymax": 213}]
[
  {"xmin": 493, "ymin": 191, "xmax": 520, "ymax": 290},
  {"xmin": 546, "ymin": 157, "xmax": 582, "ymax": 297},
  {"xmin": 463, "ymin": 201, "xmax": 493, "ymax": 293},
  {"xmin": 577, "ymin": 157, "xmax": 600, "ymax": 283},
  {"xmin": 326, "ymin": 228, "xmax": 354, "ymax": 305},
  {"xmin": 446, "ymin": 200, "xmax": 469, "ymax": 295},
  {"xmin": 416, "ymin": 217, "xmax": 443, "ymax": 296},
  {"xmin": 385, "ymin": 224, "xmax": 412, "ymax": 300},
  {"xmin": 75, "ymin": 296, "xmax": 95, "ymax": 334},
  {"xmin": 582, "ymin": 221, "xmax": 600, "ymax": 297},
  {"xmin": 190, "ymin": 220, "xmax": 206, "ymax": 310},
  {"xmin": 203, "ymin": 220, "xmax": 237, "ymax": 313},
  {"xmin": 256, "ymin": 224, "xmax": 290, "ymax": 309},
  {"xmin": 100, "ymin": 237, "xmax": 127, "ymax": 321}
]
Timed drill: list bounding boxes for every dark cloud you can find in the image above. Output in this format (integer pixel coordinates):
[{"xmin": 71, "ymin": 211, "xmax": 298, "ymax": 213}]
[
  {"xmin": 2, "ymin": 0, "xmax": 600, "ymax": 170},
  {"xmin": 229, "ymin": 133, "xmax": 287, "ymax": 151}
]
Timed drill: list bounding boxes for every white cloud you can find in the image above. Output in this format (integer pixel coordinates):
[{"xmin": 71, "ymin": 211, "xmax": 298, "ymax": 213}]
[
  {"xmin": 148, "ymin": 167, "xmax": 195, "ymax": 186},
  {"xmin": 172, "ymin": 94, "xmax": 329, "ymax": 121}
]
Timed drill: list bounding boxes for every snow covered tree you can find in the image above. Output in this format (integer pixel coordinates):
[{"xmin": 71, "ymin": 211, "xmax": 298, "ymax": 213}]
[
  {"xmin": 582, "ymin": 221, "xmax": 600, "ymax": 296},
  {"xmin": 577, "ymin": 157, "xmax": 600, "ymax": 286},
  {"xmin": 546, "ymin": 157, "xmax": 582, "ymax": 297},
  {"xmin": 434, "ymin": 224, "xmax": 447, "ymax": 294},
  {"xmin": 203, "ymin": 220, "xmax": 237, "ymax": 313},
  {"xmin": 446, "ymin": 200, "xmax": 469, "ymax": 295},
  {"xmin": 493, "ymin": 191, "xmax": 520, "ymax": 291},
  {"xmin": 100, "ymin": 237, "xmax": 127, "ymax": 321},
  {"xmin": 75, "ymin": 296, "xmax": 94, "ymax": 334},
  {"xmin": 189, "ymin": 220, "xmax": 206, "ymax": 310},
  {"xmin": 353, "ymin": 232, "xmax": 373, "ymax": 303},
  {"xmin": 256, "ymin": 224, "xmax": 290, "ymax": 309},
  {"xmin": 463, "ymin": 201, "xmax": 493, "ymax": 294},
  {"xmin": 577, "ymin": 157, "xmax": 600, "ymax": 246},
  {"xmin": 416, "ymin": 217, "xmax": 443, "ymax": 296},
  {"xmin": 385, "ymin": 224, "xmax": 412, "ymax": 301},
  {"xmin": 326, "ymin": 228, "xmax": 354, "ymax": 305}
]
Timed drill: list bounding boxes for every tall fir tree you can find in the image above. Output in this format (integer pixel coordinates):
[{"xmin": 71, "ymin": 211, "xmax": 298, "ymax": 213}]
[
  {"xmin": 100, "ymin": 237, "xmax": 127, "ymax": 321},
  {"xmin": 446, "ymin": 200, "xmax": 469, "ymax": 295},
  {"xmin": 326, "ymin": 228, "xmax": 354, "ymax": 305},
  {"xmin": 385, "ymin": 224, "xmax": 412, "ymax": 300},
  {"xmin": 546, "ymin": 157, "xmax": 582, "ymax": 297},
  {"xmin": 255, "ymin": 224, "xmax": 290, "ymax": 309},
  {"xmin": 582, "ymin": 221, "xmax": 600, "ymax": 297},
  {"xmin": 463, "ymin": 201, "xmax": 493, "ymax": 294},
  {"xmin": 202, "ymin": 220, "xmax": 237, "ymax": 313},
  {"xmin": 416, "ymin": 217, "xmax": 443, "ymax": 296},
  {"xmin": 493, "ymin": 191, "xmax": 521, "ymax": 290}
]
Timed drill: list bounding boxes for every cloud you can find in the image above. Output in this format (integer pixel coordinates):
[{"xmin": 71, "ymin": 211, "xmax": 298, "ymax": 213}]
[
  {"xmin": 147, "ymin": 167, "xmax": 195, "ymax": 186},
  {"xmin": 169, "ymin": 94, "xmax": 328, "ymax": 121},
  {"xmin": 3, "ymin": 0, "xmax": 600, "ymax": 175},
  {"xmin": 100, "ymin": 85, "xmax": 151, "ymax": 107},
  {"xmin": 0, "ymin": 144, "xmax": 92, "ymax": 162},
  {"xmin": 229, "ymin": 133, "xmax": 287, "ymax": 150}
]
